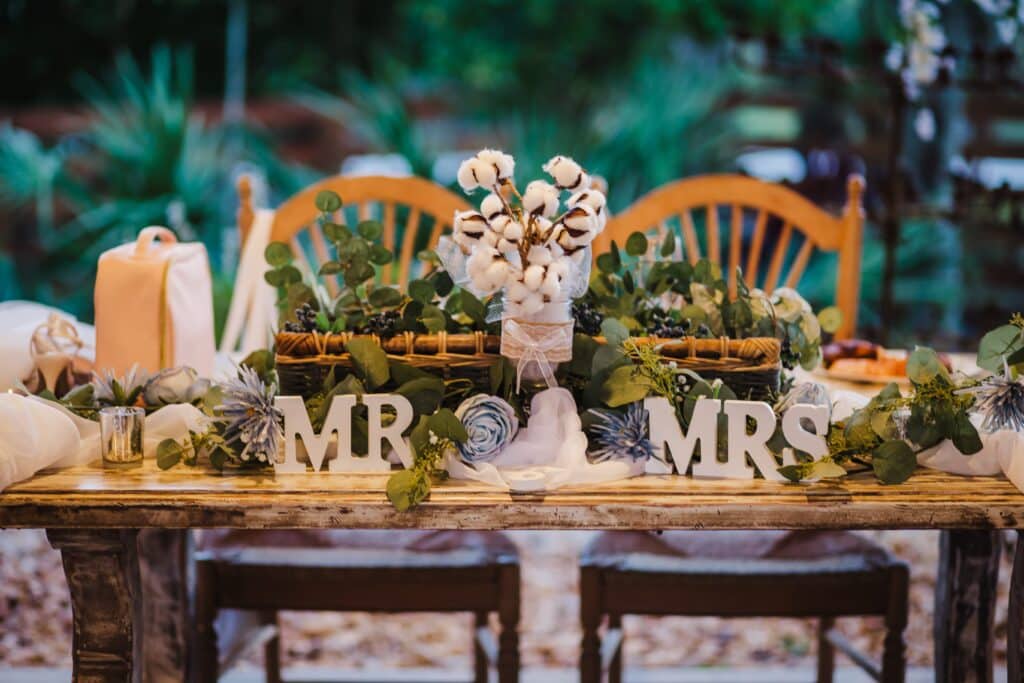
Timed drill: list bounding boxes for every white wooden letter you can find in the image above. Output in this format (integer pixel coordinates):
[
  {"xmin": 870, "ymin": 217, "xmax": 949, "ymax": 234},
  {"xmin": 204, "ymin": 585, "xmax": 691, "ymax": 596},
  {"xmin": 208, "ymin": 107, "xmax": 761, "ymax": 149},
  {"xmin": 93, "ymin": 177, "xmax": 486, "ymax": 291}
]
[
  {"xmin": 645, "ymin": 396, "xmax": 721, "ymax": 475},
  {"xmin": 781, "ymin": 404, "xmax": 830, "ymax": 462},
  {"xmin": 721, "ymin": 400, "xmax": 792, "ymax": 481},
  {"xmin": 360, "ymin": 394, "xmax": 414, "ymax": 470},
  {"xmin": 275, "ymin": 394, "xmax": 357, "ymax": 473}
]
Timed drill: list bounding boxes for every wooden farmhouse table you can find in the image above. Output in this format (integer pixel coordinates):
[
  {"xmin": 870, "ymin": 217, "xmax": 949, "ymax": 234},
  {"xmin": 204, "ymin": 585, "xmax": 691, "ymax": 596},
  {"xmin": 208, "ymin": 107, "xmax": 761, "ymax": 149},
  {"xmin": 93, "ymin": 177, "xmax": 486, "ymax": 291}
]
[
  {"xmin": 0, "ymin": 357, "xmax": 1021, "ymax": 683},
  {"xmin": 0, "ymin": 464, "xmax": 1022, "ymax": 682}
]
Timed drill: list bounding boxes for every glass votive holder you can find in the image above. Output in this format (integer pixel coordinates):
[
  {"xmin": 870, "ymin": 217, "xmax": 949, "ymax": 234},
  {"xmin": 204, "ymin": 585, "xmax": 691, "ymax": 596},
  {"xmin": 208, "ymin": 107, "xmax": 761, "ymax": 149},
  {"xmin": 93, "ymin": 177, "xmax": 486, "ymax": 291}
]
[{"xmin": 100, "ymin": 407, "xmax": 145, "ymax": 467}]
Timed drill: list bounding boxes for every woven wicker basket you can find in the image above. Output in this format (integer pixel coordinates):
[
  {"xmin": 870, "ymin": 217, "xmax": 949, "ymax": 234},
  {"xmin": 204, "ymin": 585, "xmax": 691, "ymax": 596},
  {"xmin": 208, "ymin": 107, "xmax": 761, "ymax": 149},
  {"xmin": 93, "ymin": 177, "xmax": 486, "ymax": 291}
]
[
  {"xmin": 275, "ymin": 330, "xmax": 780, "ymax": 401},
  {"xmin": 275, "ymin": 330, "xmax": 502, "ymax": 398},
  {"xmin": 627, "ymin": 335, "xmax": 782, "ymax": 401}
]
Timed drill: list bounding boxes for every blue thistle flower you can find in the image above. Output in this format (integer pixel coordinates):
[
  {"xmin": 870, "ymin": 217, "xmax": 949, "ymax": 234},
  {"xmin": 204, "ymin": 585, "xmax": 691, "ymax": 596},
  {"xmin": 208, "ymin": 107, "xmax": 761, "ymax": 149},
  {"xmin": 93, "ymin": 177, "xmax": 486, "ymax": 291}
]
[
  {"xmin": 217, "ymin": 366, "xmax": 284, "ymax": 465},
  {"xmin": 586, "ymin": 403, "xmax": 654, "ymax": 463},
  {"xmin": 971, "ymin": 373, "xmax": 1024, "ymax": 433}
]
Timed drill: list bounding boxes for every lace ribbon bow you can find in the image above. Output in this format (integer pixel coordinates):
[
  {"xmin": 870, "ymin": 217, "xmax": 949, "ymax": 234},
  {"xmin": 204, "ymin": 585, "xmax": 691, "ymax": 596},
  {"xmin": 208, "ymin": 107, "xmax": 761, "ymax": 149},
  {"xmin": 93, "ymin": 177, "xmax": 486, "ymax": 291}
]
[{"xmin": 501, "ymin": 319, "xmax": 572, "ymax": 392}]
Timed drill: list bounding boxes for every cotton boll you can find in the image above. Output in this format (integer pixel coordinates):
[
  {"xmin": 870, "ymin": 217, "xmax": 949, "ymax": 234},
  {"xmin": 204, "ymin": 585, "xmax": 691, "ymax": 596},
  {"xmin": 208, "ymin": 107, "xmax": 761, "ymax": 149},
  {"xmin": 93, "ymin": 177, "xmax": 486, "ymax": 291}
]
[
  {"xmin": 476, "ymin": 149, "xmax": 515, "ymax": 180},
  {"xmin": 520, "ymin": 292, "xmax": 545, "ymax": 315},
  {"xmin": 522, "ymin": 180, "xmax": 560, "ymax": 217},
  {"xmin": 457, "ymin": 159, "xmax": 480, "ymax": 192},
  {"xmin": 543, "ymin": 155, "xmax": 588, "ymax": 191},
  {"xmin": 453, "ymin": 210, "xmax": 489, "ymax": 250},
  {"xmin": 485, "ymin": 259, "xmax": 511, "ymax": 289},
  {"xmin": 496, "ymin": 238, "xmax": 520, "ymax": 255},
  {"xmin": 523, "ymin": 264, "xmax": 545, "ymax": 291},
  {"xmin": 562, "ymin": 205, "xmax": 598, "ymax": 241},
  {"xmin": 480, "ymin": 229, "xmax": 499, "ymax": 248},
  {"xmin": 506, "ymin": 281, "xmax": 530, "ymax": 303},
  {"xmin": 471, "ymin": 159, "xmax": 498, "ymax": 188},
  {"xmin": 480, "ymin": 193, "xmax": 506, "ymax": 221},
  {"xmin": 568, "ymin": 189, "xmax": 606, "ymax": 215},
  {"xmin": 503, "ymin": 220, "xmax": 525, "ymax": 242},
  {"xmin": 467, "ymin": 245, "xmax": 498, "ymax": 276},
  {"xmin": 526, "ymin": 244, "xmax": 553, "ymax": 266},
  {"xmin": 548, "ymin": 257, "xmax": 570, "ymax": 280},
  {"xmin": 540, "ymin": 271, "xmax": 562, "ymax": 299}
]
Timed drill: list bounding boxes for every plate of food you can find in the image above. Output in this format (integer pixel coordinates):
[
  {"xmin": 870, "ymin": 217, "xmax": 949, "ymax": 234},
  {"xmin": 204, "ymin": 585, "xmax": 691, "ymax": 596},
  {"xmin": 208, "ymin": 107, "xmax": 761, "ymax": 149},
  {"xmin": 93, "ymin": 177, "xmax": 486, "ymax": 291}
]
[{"xmin": 815, "ymin": 339, "xmax": 952, "ymax": 386}]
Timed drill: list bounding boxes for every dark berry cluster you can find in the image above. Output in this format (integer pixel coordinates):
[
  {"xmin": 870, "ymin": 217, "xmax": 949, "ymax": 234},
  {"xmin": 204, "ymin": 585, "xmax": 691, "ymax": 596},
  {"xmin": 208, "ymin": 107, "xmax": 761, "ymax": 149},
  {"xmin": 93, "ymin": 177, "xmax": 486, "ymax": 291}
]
[
  {"xmin": 572, "ymin": 301, "xmax": 604, "ymax": 336},
  {"xmin": 282, "ymin": 303, "xmax": 319, "ymax": 333},
  {"xmin": 362, "ymin": 310, "xmax": 401, "ymax": 339},
  {"xmin": 649, "ymin": 314, "xmax": 691, "ymax": 338}
]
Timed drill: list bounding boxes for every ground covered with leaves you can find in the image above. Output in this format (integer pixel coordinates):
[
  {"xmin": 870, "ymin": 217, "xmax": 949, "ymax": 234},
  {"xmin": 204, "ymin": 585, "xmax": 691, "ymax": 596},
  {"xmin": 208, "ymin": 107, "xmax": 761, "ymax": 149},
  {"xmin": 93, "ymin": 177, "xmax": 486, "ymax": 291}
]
[{"xmin": 0, "ymin": 530, "xmax": 1013, "ymax": 671}]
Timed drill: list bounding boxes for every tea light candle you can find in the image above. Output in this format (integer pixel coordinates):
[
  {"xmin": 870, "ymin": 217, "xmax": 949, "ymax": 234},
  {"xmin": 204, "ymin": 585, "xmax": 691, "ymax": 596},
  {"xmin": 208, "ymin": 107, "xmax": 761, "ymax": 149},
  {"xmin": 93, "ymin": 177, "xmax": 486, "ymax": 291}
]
[{"xmin": 100, "ymin": 407, "xmax": 145, "ymax": 466}]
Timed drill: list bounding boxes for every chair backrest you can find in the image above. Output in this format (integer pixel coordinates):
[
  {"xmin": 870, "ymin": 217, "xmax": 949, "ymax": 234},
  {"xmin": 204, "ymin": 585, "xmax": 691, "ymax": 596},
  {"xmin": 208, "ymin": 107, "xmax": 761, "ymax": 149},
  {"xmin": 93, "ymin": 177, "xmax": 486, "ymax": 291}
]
[
  {"xmin": 238, "ymin": 175, "xmax": 471, "ymax": 294},
  {"xmin": 596, "ymin": 173, "xmax": 865, "ymax": 339}
]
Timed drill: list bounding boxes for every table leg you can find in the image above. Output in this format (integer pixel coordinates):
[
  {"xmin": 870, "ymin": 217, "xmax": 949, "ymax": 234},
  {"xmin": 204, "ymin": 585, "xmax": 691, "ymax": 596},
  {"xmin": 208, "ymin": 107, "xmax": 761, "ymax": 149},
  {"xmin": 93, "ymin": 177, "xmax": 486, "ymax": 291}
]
[
  {"xmin": 47, "ymin": 528, "xmax": 143, "ymax": 683},
  {"xmin": 934, "ymin": 530, "xmax": 1001, "ymax": 683},
  {"xmin": 138, "ymin": 529, "xmax": 191, "ymax": 683},
  {"xmin": 1008, "ymin": 531, "xmax": 1024, "ymax": 682}
]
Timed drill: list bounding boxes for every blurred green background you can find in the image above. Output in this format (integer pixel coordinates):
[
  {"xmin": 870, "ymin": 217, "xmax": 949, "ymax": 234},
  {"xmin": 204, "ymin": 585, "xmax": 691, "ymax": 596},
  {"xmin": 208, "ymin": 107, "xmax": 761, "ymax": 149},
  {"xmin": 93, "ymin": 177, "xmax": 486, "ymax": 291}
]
[{"xmin": 1, "ymin": 0, "xmax": 1022, "ymax": 348}]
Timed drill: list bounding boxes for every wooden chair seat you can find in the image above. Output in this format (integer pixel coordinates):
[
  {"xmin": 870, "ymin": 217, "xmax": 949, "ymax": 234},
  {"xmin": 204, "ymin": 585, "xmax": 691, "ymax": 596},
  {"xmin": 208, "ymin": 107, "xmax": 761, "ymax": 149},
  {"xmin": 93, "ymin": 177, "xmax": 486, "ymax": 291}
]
[
  {"xmin": 194, "ymin": 529, "xmax": 520, "ymax": 682},
  {"xmin": 579, "ymin": 530, "xmax": 908, "ymax": 683}
]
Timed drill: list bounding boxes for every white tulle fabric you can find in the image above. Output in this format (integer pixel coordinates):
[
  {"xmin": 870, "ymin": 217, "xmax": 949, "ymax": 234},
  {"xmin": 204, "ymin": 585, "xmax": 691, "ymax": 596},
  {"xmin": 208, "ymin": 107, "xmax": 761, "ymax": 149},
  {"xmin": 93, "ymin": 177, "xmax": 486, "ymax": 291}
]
[
  {"xmin": 829, "ymin": 387, "xmax": 1024, "ymax": 493},
  {"xmin": 0, "ymin": 395, "xmax": 210, "ymax": 490},
  {"xmin": 0, "ymin": 301, "xmax": 95, "ymax": 392},
  {"xmin": 445, "ymin": 388, "xmax": 644, "ymax": 492}
]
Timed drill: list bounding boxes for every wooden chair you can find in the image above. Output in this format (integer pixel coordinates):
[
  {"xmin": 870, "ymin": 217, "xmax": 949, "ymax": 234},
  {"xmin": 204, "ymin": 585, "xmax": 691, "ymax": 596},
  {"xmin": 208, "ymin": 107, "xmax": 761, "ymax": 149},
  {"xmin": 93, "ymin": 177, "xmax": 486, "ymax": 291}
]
[
  {"xmin": 579, "ymin": 530, "xmax": 909, "ymax": 683},
  {"xmin": 595, "ymin": 174, "xmax": 865, "ymax": 339},
  {"xmin": 238, "ymin": 173, "xmax": 471, "ymax": 289},
  {"xmin": 194, "ymin": 176, "xmax": 520, "ymax": 683},
  {"xmin": 582, "ymin": 175, "xmax": 906, "ymax": 683}
]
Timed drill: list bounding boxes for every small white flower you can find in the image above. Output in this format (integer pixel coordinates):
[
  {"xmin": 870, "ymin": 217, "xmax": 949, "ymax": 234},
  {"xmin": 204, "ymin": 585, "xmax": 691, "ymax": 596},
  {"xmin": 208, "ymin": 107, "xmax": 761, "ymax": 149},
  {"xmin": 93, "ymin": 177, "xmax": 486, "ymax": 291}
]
[
  {"xmin": 543, "ymin": 155, "xmax": 589, "ymax": 191},
  {"xmin": 522, "ymin": 180, "xmax": 560, "ymax": 217}
]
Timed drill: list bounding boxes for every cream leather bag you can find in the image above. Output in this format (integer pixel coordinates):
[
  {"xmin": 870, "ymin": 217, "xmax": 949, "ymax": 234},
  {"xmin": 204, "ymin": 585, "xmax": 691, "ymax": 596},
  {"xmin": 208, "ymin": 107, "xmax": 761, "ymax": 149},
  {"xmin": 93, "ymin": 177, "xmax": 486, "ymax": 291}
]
[{"xmin": 94, "ymin": 226, "xmax": 215, "ymax": 377}]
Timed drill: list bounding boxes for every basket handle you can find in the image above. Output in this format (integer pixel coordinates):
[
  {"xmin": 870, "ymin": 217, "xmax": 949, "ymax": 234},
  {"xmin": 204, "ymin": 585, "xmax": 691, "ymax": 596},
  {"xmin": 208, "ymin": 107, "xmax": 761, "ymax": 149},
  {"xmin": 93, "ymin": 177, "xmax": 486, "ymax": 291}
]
[{"xmin": 134, "ymin": 226, "xmax": 178, "ymax": 257}]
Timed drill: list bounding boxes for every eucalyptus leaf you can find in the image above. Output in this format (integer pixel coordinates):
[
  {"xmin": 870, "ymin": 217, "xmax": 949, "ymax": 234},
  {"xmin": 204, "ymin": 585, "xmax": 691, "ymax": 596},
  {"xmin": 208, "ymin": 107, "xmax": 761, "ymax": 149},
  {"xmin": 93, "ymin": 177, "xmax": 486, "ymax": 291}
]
[
  {"xmin": 315, "ymin": 189, "xmax": 342, "ymax": 212},
  {"xmin": 871, "ymin": 440, "xmax": 917, "ymax": 484},
  {"xmin": 319, "ymin": 260, "xmax": 342, "ymax": 276},
  {"xmin": 625, "ymin": 231, "xmax": 648, "ymax": 256},
  {"xmin": 344, "ymin": 262, "xmax": 375, "ymax": 287},
  {"xmin": 977, "ymin": 324, "xmax": 1024, "ymax": 373},
  {"xmin": 264, "ymin": 242, "xmax": 292, "ymax": 267},
  {"xmin": 661, "ymin": 231, "xmax": 676, "ymax": 257},
  {"xmin": 156, "ymin": 439, "xmax": 183, "ymax": 470},
  {"xmin": 428, "ymin": 408, "xmax": 469, "ymax": 442},
  {"xmin": 409, "ymin": 279, "xmax": 435, "ymax": 304},
  {"xmin": 600, "ymin": 365, "xmax": 653, "ymax": 407},
  {"xmin": 345, "ymin": 338, "xmax": 390, "ymax": 389},
  {"xmin": 952, "ymin": 412, "xmax": 983, "ymax": 455},
  {"xmin": 386, "ymin": 469, "xmax": 429, "ymax": 512},
  {"xmin": 907, "ymin": 346, "xmax": 950, "ymax": 385},
  {"xmin": 459, "ymin": 290, "xmax": 486, "ymax": 327},
  {"xmin": 600, "ymin": 318, "xmax": 629, "ymax": 346},
  {"xmin": 357, "ymin": 219, "xmax": 383, "ymax": 241},
  {"xmin": 369, "ymin": 286, "xmax": 403, "ymax": 308},
  {"xmin": 420, "ymin": 304, "xmax": 446, "ymax": 333},
  {"xmin": 369, "ymin": 245, "xmax": 393, "ymax": 265}
]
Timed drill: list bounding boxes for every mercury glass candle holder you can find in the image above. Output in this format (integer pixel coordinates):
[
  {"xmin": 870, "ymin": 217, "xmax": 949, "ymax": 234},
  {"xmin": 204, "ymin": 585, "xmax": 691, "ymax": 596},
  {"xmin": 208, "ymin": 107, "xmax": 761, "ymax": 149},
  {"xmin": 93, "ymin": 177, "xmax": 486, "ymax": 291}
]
[{"xmin": 100, "ymin": 407, "xmax": 145, "ymax": 467}]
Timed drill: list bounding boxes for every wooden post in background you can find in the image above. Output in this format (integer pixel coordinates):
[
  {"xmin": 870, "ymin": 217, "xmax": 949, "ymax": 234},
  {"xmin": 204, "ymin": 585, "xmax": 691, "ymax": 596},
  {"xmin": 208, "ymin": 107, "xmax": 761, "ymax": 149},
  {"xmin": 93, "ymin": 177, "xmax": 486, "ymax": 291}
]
[{"xmin": 934, "ymin": 530, "xmax": 1002, "ymax": 683}]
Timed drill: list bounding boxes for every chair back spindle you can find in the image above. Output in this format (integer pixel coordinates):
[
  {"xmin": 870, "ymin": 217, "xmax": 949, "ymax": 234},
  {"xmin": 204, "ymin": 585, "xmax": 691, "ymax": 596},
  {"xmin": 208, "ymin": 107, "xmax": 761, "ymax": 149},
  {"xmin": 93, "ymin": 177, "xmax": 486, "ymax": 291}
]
[{"xmin": 597, "ymin": 173, "xmax": 865, "ymax": 339}]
